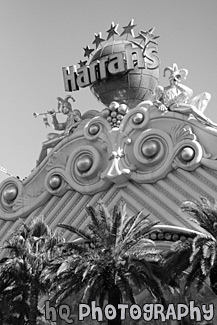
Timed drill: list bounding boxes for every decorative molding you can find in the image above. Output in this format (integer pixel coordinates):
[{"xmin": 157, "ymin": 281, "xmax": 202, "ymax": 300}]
[
  {"xmin": 2, "ymin": 109, "xmax": 217, "ymax": 220},
  {"xmin": 201, "ymin": 156, "xmax": 217, "ymax": 170},
  {"xmin": 129, "ymin": 182, "xmax": 187, "ymax": 226},
  {"xmin": 46, "ymin": 151, "xmax": 68, "ymax": 171},
  {"xmin": 170, "ymin": 123, "xmax": 196, "ymax": 145},
  {"xmin": 173, "ymin": 169, "xmax": 214, "ymax": 202},
  {"xmin": 193, "ymin": 169, "xmax": 217, "ymax": 193},
  {"xmin": 13, "ymin": 188, "xmax": 45, "ymax": 211},
  {"xmin": 153, "ymin": 182, "xmax": 181, "ymax": 207}
]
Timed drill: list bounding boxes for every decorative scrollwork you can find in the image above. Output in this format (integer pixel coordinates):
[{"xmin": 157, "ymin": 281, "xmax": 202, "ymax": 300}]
[
  {"xmin": 13, "ymin": 188, "xmax": 46, "ymax": 211},
  {"xmin": 69, "ymin": 146, "xmax": 99, "ymax": 180},
  {"xmin": 0, "ymin": 177, "xmax": 47, "ymax": 215},
  {"xmin": 171, "ymin": 124, "xmax": 196, "ymax": 145},
  {"xmin": 115, "ymin": 122, "xmax": 203, "ymax": 183},
  {"xmin": 44, "ymin": 144, "xmax": 111, "ymax": 195},
  {"xmin": 46, "ymin": 151, "xmax": 68, "ymax": 171},
  {"xmin": 126, "ymin": 129, "xmax": 174, "ymax": 182},
  {"xmin": 121, "ymin": 106, "xmax": 150, "ymax": 133},
  {"xmin": 84, "ymin": 116, "xmax": 111, "ymax": 141},
  {"xmin": 1, "ymin": 107, "xmax": 213, "ymax": 221},
  {"xmin": 171, "ymin": 124, "xmax": 203, "ymax": 171},
  {"xmin": 45, "ymin": 171, "xmax": 70, "ymax": 196}
]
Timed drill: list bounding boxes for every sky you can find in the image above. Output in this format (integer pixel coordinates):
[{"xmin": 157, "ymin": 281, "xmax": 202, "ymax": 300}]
[{"xmin": 0, "ymin": 0, "xmax": 217, "ymax": 182}]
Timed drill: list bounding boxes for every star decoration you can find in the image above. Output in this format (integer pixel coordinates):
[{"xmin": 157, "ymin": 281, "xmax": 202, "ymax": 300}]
[
  {"xmin": 78, "ymin": 60, "xmax": 87, "ymax": 67},
  {"xmin": 136, "ymin": 27, "xmax": 159, "ymax": 47},
  {"xmin": 92, "ymin": 32, "xmax": 105, "ymax": 49},
  {"xmin": 83, "ymin": 46, "xmax": 94, "ymax": 58},
  {"xmin": 106, "ymin": 22, "xmax": 119, "ymax": 40},
  {"xmin": 120, "ymin": 19, "xmax": 136, "ymax": 38}
]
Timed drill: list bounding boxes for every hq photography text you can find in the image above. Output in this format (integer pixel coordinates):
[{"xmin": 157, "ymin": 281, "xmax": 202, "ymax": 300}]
[{"xmin": 45, "ymin": 300, "xmax": 214, "ymax": 323}]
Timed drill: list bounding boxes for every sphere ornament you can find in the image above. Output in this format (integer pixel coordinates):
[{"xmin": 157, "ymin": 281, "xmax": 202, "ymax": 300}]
[
  {"xmin": 133, "ymin": 113, "xmax": 144, "ymax": 125},
  {"xmin": 101, "ymin": 108, "xmax": 110, "ymax": 119},
  {"xmin": 88, "ymin": 124, "xmax": 100, "ymax": 136},
  {"xmin": 64, "ymin": 145, "xmax": 110, "ymax": 194},
  {"xmin": 141, "ymin": 139, "xmax": 160, "ymax": 158},
  {"xmin": 172, "ymin": 234, "xmax": 179, "ymax": 241},
  {"xmin": 150, "ymin": 233, "xmax": 157, "ymax": 240},
  {"xmin": 118, "ymin": 104, "xmax": 128, "ymax": 115},
  {"xmin": 109, "ymin": 101, "xmax": 119, "ymax": 111},
  {"xmin": 76, "ymin": 154, "xmax": 93, "ymax": 173},
  {"xmin": 128, "ymin": 128, "xmax": 174, "ymax": 183},
  {"xmin": 49, "ymin": 175, "xmax": 62, "ymax": 190},
  {"xmin": 0, "ymin": 179, "xmax": 21, "ymax": 211},
  {"xmin": 165, "ymin": 233, "xmax": 172, "ymax": 241},
  {"xmin": 157, "ymin": 233, "xmax": 164, "ymax": 240},
  {"xmin": 179, "ymin": 147, "xmax": 195, "ymax": 162},
  {"xmin": 133, "ymin": 131, "xmax": 169, "ymax": 167},
  {"xmin": 90, "ymin": 40, "xmax": 159, "ymax": 109},
  {"xmin": 2, "ymin": 184, "xmax": 18, "ymax": 203},
  {"xmin": 100, "ymin": 101, "xmax": 129, "ymax": 129}
]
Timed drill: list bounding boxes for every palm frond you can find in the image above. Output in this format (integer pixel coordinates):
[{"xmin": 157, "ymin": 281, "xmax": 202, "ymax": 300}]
[
  {"xmin": 181, "ymin": 199, "xmax": 217, "ymax": 235},
  {"xmin": 87, "ymin": 224, "xmax": 103, "ymax": 244},
  {"xmin": 110, "ymin": 204, "xmax": 123, "ymax": 245},
  {"xmin": 116, "ymin": 269, "xmax": 136, "ymax": 304},
  {"xmin": 143, "ymin": 274, "xmax": 166, "ymax": 307},
  {"xmin": 185, "ymin": 252, "xmax": 204, "ymax": 289},
  {"xmin": 57, "ymin": 224, "xmax": 92, "ymax": 241},
  {"xmin": 128, "ymin": 258, "xmax": 153, "ymax": 280},
  {"xmin": 131, "ymin": 220, "xmax": 160, "ymax": 242},
  {"xmin": 82, "ymin": 275, "xmax": 105, "ymax": 304},
  {"xmin": 98, "ymin": 202, "xmax": 112, "ymax": 232},
  {"xmin": 30, "ymin": 216, "xmax": 51, "ymax": 238},
  {"xmin": 162, "ymin": 239, "xmax": 192, "ymax": 282},
  {"xmin": 122, "ymin": 210, "xmax": 144, "ymax": 238},
  {"xmin": 61, "ymin": 241, "xmax": 89, "ymax": 255},
  {"xmin": 86, "ymin": 206, "xmax": 100, "ymax": 232}
]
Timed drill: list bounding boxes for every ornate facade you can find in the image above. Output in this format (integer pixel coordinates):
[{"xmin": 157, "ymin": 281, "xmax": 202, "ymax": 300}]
[
  {"xmin": 1, "ymin": 20, "xmax": 217, "ymax": 324},
  {"xmin": 1, "ymin": 101, "xmax": 217, "ymax": 248}
]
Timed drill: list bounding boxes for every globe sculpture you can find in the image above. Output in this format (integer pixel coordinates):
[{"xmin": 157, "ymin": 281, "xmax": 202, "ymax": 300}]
[{"xmin": 90, "ymin": 40, "xmax": 160, "ymax": 109}]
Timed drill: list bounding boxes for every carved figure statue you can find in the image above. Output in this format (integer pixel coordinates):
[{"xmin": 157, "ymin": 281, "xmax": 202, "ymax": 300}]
[
  {"xmin": 48, "ymin": 95, "xmax": 82, "ymax": 136},
  {"xmin": 37, "ymin": 96, "xmax": 82, "ymax": 165},
  {"xmin": 154, "ymin": 63, "xmax": 217, "ymax": 127}
]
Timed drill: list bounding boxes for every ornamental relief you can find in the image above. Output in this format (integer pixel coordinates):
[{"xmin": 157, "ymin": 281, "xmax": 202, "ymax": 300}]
[
  {"xmin": 0, "ymin": 176, "xmax": 48, "ymax": 219},
  {"xmin": 42, "ymin": 108, "xmax": 204, "ymax": 195},
  {"xmin": 0, "ymin": 107, "xmax": 208, "ymax": 220}
]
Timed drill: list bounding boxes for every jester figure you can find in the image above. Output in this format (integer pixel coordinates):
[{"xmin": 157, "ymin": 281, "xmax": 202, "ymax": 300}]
[
  {"xmin": 154, "ymin": 63, "xmax": 217, "ymax": 127},
  {"xmin": 37, "ymin": 96, "xmax": 82, "ymax": 165},
  {"xmin": 48, "ymin": 95, "xmax": 81, "ymax": 136}
]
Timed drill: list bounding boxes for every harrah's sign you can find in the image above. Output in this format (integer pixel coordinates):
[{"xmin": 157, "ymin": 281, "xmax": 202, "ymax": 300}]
[{"xmin": 62, "ymin": 43, "xmax": 159, "ymax": 92}]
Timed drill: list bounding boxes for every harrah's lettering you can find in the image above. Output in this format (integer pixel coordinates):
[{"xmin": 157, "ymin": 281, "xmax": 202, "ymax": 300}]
[{"xmin": 62, "ymin": 43, "xmax": 159, "ymax": 92}]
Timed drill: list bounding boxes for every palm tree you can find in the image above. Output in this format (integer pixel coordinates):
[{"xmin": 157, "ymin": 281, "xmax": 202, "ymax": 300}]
[
  {"xmin": 180, "ymin": 197, "xmax": 217, "ymax": 295},
  {"xmin": 0, "ymin": 254, "xmax": 30, "ymax": 325},
  {"xmin": 162, "ymin": 197, "xmax": 217, "ymax": 298},
  {"xmin": 0, "ymin": 216, "xmax": 63, "ymax": 325},
  {"xmin": 44, "ymin": 202, "xmax": 166, "ymax": 325}
]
